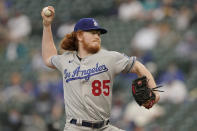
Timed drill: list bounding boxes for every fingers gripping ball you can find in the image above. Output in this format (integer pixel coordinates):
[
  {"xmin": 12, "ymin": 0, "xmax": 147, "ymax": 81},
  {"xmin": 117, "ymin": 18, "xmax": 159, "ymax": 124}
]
[{"xmin": 43, "ymin": 7, "xmax": 52, "ymax": 17}]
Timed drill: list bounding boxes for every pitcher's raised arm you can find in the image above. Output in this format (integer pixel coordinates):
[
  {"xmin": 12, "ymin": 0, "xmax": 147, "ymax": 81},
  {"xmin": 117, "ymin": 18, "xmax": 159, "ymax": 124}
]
[{"xmin": 41, "ymin": 6, "xmax": 57, "ymax": 68}]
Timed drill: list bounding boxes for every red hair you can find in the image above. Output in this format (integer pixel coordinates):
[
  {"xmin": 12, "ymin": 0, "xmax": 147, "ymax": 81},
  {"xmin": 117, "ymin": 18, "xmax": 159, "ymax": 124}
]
[{"xmin": 60, "ymin": 31, "xmax": 81, "ymax": 51}]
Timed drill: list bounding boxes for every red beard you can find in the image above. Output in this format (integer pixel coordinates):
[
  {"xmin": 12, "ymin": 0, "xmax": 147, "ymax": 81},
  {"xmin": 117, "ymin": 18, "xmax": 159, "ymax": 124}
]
[{"xmin": 82, "ymin": 40, "xmax": 101, "ymax": 54}]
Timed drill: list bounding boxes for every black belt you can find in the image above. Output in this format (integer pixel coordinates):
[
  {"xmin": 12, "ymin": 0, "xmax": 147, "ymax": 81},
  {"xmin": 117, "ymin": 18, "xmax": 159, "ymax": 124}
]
[{"xmin": 70, "ymin": 119, "xmax": 109, "ymax": 129}]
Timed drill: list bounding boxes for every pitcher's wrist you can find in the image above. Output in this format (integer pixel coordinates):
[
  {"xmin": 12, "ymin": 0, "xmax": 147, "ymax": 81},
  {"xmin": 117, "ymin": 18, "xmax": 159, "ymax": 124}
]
[{"xmin": 43, "ymin": 20, "xmax": 51, "ymax": 27}]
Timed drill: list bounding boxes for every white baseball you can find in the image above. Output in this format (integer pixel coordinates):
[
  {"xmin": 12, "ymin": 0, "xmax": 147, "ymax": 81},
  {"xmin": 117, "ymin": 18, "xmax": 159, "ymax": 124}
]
[{"xmin": 43, "ymin": 7, "xmax": 52, "ymax": 17}]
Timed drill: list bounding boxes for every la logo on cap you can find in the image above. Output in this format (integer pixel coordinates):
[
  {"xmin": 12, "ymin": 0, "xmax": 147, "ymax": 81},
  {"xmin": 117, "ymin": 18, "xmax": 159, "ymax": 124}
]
[{"xmin": 93, "ymin": 19, "xmax": 98, "ymax": 26}]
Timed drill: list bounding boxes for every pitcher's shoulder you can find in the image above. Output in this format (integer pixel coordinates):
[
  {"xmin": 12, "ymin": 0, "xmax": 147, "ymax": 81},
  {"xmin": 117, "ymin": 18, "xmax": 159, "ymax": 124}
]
[
  {"xmin": 61, "ymin": 51, "xmax": 76, "ymax": 57},
  {"xmin": 99, "ymin": 49, "xmax": 120, "ymax": 55}
]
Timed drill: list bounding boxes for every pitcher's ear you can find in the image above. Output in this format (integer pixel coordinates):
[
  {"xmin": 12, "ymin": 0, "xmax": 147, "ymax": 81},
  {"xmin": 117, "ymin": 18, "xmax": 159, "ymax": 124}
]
[{"xmin": 76, "ymin": 30, "xmax": 83, "ymax": 41}]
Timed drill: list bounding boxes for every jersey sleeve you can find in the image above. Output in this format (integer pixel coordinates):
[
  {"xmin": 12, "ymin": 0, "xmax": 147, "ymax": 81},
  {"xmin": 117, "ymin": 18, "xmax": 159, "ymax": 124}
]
[
  {"xmin": 50, "ymin": 55, "xmax": 63, "ymax": 71},
  {"xmin": 112, "ymin": 51, "xmax": 136, "ymax": 75}
]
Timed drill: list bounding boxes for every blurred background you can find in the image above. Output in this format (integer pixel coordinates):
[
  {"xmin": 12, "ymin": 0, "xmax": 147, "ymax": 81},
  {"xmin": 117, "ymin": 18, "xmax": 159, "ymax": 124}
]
[{"xmin": 0, "ymin": 0, "xmax": 197, "ymax": 131}]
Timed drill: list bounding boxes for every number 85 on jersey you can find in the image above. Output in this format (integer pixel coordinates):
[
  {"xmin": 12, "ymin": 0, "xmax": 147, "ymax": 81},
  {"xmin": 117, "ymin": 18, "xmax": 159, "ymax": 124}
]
[{"xmin": 92, "ymin": 80, "xmax": 110, "ymax": 96}]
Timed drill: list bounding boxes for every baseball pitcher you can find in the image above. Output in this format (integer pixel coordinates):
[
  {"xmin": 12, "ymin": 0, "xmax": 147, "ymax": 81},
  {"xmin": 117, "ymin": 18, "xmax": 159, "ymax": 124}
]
[{"xmin": 41, "ymin": 6, "xmax": 160, "ymax": 131}]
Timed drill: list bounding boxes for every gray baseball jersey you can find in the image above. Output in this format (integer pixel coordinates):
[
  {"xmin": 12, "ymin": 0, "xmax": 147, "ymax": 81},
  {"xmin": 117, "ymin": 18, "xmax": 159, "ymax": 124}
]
[{"xmin": 51, "ymin": 49, "xmax": 136, "ymax": 122}]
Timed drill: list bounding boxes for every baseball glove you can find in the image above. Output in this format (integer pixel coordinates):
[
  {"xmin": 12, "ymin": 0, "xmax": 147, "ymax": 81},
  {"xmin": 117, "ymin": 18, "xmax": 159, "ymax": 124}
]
[{"xmin": 132, "ymin": 76, "xmax": 163, "ymax": 109}]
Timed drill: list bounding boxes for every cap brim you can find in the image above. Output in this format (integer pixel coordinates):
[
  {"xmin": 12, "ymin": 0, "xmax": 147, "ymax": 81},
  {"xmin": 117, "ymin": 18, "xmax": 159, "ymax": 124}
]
[
  {"xmin": 98, "ymin": 28, "xmax": 107, "ymax": 34},
  {"xmin": 84, "ymin": 27, "xmax": 107, "ymax": 34}
]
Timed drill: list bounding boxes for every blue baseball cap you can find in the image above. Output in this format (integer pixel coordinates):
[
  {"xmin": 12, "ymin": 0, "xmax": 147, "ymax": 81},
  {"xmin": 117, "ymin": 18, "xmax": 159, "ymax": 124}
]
[{"xmin": 74, "ymin": 18, "xmax": 107, "ymax": 34}]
